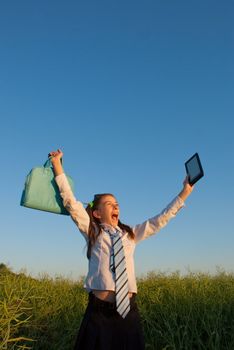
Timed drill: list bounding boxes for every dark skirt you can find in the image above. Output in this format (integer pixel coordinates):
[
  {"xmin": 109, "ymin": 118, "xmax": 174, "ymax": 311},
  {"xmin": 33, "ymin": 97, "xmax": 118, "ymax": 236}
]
[{"xmin": 74, "ymin": 292, "xmax": 145, "ymax": 350}]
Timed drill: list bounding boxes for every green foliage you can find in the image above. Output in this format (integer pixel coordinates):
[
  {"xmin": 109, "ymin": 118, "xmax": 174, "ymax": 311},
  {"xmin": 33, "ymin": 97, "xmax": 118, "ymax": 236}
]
[
  {"xmin": 138, "ymin": 271, "xmax": 234, "ymax": 350},
  {"xmin": 0, "ymin": 267, "xmax": 86, "ymax": 350},
  {"xmin": 0, "ymin": 267, "xmax": 234, "ymax": 350}
]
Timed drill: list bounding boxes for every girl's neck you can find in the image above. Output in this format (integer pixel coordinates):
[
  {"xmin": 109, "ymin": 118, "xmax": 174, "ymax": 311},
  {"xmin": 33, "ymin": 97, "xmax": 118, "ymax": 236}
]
[{"xmin": 100, "ymin": 222, "xmax": 119, "ymax": 231}]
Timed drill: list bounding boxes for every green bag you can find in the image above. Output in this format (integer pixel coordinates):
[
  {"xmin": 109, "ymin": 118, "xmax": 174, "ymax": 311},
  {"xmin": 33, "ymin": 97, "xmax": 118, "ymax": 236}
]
[{"xmin": 20, "ymin": 158, "xmax": 74, "ymax": 215}]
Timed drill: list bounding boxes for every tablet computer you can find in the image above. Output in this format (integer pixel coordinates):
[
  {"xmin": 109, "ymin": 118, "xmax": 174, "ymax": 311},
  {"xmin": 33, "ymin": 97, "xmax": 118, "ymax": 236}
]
[{"xmin": 185, "ymin": 153, "xmax": 204, "ymax": 185}]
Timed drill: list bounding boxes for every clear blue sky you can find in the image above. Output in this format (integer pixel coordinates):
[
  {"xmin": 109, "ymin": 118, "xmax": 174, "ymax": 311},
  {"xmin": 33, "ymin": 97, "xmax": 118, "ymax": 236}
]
[{"xmin": 1, "ymin": 0, "xmax": 233, "ymax": 280}]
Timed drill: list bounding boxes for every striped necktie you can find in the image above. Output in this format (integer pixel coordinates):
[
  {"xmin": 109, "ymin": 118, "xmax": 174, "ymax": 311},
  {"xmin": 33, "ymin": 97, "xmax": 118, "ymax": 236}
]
[{"xmin": 109, "ymin": 229, "xmax": 130, "ymax": 319}]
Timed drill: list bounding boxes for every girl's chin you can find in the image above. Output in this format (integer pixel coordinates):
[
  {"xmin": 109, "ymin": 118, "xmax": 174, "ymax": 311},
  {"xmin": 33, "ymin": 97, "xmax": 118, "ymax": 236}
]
[{"xmin": 111, "ymin": 219, "xmax": 118, "ymax": 227}]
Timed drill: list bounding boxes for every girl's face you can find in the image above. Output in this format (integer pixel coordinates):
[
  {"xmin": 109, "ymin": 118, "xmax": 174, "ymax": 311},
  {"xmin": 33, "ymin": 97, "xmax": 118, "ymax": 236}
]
[{"xmin": 93, "ymin": 195, "xmax": 120, "ymax": 227}]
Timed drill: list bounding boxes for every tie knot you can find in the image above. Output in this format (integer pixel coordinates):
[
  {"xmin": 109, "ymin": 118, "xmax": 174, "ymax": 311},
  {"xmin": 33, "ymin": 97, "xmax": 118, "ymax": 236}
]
[
  {"xmin": 113, "ymin": 229, "xmax": 121, "ymax": 238},
  {"xmin": 104, "ymin": 227, "xmax": 122, "ymax": 238}
]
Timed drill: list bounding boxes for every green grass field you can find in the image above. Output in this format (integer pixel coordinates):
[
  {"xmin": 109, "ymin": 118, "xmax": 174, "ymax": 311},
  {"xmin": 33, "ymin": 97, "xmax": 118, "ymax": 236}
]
[{"xmin": 1, "ymin": 264, "xmax": 234, "ymax": 350}]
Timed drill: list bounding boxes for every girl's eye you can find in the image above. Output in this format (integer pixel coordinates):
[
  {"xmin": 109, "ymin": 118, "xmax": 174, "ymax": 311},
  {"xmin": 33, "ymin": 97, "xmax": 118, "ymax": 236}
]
[{"xmin": 104, "ymin": 201, "xmax": 119, "ymax": 207}]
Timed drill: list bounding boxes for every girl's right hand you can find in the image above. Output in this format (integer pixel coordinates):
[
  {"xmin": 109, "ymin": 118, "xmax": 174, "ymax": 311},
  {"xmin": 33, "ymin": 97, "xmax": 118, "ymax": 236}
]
[{"xmin": 48, "ymin": 149, "xmax": 63, "ymax": 165}]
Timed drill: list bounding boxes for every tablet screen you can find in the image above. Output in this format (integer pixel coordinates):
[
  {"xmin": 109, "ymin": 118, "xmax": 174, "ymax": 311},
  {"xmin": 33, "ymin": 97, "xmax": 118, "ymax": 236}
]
[{"xmin": 185, "ymin": 153, "xmax": 204, "ymax": 185}]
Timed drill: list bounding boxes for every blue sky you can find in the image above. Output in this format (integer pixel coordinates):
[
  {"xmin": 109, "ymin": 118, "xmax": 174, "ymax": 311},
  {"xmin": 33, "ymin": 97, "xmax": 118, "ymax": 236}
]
[{"xmin": 1, "ymin": 0, "xmax": 233, "ymax": 280}]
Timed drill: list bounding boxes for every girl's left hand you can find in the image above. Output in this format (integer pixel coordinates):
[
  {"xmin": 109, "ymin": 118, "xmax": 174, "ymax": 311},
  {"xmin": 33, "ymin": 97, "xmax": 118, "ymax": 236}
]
[
  {"xmin": 183, "ymin": 176, "xmax": 194, "ymax": 194},
  {"xmin": 178, "ymin": 176, "xmax": 194, "ymax": 201}
]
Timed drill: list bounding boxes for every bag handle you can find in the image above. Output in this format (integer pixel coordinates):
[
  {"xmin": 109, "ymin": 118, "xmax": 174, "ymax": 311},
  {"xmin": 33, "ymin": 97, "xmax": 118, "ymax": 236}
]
[{"xmin": 44, "ymin": 157, "xmax": 63, "ymax": 168}]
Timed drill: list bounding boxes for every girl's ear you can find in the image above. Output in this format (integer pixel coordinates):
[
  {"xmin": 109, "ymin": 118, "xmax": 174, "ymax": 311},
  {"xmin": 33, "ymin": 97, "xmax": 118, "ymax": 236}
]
[{"xmin": 93, "ymin": 209, "xmax": 101, "ymax": 219}]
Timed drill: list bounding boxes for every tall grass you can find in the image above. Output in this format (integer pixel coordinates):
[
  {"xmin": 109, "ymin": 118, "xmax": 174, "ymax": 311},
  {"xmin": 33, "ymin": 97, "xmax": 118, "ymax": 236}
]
[
  {"xmin": 138, "ymin": 271, "xmax": 234, "ymax": 349},
  {"xmin": 1, "ymin": 265, "xmax": 234, "ymax": 349}
]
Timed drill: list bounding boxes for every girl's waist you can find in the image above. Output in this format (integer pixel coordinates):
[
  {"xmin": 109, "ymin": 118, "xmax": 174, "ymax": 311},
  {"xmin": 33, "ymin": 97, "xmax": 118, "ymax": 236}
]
[
  {"xmin": 92, "ymin": 289, "xmax": 135, "ymax": 303},
  {"xmin": 89, "ymin": 291, "xmax": 137, "ymax": 312}
]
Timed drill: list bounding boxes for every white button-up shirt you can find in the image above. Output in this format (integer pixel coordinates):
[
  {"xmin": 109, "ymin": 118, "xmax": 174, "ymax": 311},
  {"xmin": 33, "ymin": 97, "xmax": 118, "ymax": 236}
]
[{"xmin": 55, "ymin": 173, "xmax": 185, "ymax": 293}]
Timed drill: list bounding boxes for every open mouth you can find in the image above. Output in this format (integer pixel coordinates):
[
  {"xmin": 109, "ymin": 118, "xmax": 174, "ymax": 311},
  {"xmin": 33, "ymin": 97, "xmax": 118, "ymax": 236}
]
[{"xmin": 112, "ymin": 213, "xmax": 119, "ymax": 221}]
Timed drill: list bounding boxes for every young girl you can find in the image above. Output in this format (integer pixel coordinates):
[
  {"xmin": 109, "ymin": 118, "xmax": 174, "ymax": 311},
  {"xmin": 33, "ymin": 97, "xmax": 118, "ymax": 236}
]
[{"xmin": 49, "ymin": 149, "xmax": 194, "ymax": 350}]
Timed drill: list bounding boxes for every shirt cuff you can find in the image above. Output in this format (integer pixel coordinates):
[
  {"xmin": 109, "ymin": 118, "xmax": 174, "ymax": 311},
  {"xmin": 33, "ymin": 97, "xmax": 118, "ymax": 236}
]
[
  {"xmin": 173, "ymin": 195, "xmax": 185, "ymax": 212},
  {"xmin": 55, "ymin": 173, "xmax": 71, "ymax": 192}
]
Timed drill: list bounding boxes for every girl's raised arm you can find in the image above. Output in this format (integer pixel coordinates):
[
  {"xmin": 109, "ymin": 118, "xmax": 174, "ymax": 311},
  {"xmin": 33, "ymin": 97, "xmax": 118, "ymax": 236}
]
[
  {"xmin": 178, "ymin": 176, "xmax": 194, "ymax": 202},
  {"xmin": 132, "ymin": 177, "xmax": 194, "ymax": 243},
  {"xmin": 49, "ymin": 150, "xmax": 90, "ymax": 239},
  {"xmin": 49, "ymin": 149, "xmax": 64, "ymax": 176}
]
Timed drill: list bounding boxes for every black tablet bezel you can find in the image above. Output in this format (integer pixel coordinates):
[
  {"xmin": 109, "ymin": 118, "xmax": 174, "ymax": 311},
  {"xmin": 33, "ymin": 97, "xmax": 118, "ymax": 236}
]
[{"xmin": 185, "ymin": 153, "xmax": 204, "ymax": 185}]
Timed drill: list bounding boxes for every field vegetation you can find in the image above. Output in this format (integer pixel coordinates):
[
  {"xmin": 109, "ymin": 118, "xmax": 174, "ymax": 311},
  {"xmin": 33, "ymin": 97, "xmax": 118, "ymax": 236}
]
[{"xmin": 1, "ymin": 264, "xmax": 234, "ymax": 350}]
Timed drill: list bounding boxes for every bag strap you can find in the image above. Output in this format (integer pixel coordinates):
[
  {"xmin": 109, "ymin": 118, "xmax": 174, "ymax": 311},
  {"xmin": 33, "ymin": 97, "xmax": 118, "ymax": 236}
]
[{"xmin": 44, "ymin": 157, "xmax": 63, "ymax": 168}]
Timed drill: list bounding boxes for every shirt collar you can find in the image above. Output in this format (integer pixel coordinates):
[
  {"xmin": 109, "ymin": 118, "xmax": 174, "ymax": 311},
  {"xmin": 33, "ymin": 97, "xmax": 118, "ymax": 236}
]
[{"xmin": 100, "ymin": 223, "xmax": 122, "ymax": 235}]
